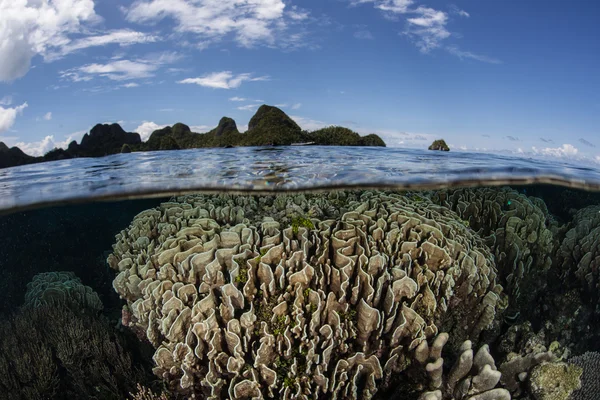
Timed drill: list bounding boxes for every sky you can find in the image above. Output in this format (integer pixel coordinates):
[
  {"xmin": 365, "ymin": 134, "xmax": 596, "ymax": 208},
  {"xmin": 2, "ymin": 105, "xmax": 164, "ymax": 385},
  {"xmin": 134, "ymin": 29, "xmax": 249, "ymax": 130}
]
[{"xmin": 0, "ymin": 0, "xmax": 599, "ymax": 163}]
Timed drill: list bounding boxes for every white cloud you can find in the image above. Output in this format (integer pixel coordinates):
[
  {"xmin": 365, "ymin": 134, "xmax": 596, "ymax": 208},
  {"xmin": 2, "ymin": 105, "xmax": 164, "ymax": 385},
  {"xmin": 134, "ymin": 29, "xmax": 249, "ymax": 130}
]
[
  {"xmin": 12, "ymin": 129, "xmax": 85, "ymax": 156},
  {"xmin": 237, "ymin": 104, "xmax": 261, "ymax": 111},
  {"xmin": 190, "ymin": 125, "xmax": 211, "ymax": 132},
  {"xmin": 288, "ymin": 6, "xmax": 310, "ymax": 21},
  {"xmin": 0, "ymin": 1, "xmax": 159, "ymax": 81},
  {"xmin": 61, "ymin": 51, "xmax": 181, "ymax": 82},
  {"xmin": 352, "ymin": 1, "xmax": 496, "ymax": 62},
  {"xmin": 291, "ymin": 103, "xmax": 302, "ymax": 110},
  {"xmin": 374, "ymin": 0, "xmax": 414, "ymax": 14},
  {"xmin": 405, "ymin": 6, "xmax": 450, "ymax": 52},
  {"xmin": 0, "ymin": 0, "xmax": 100, "ymax": 81},
  {"xmin": 179, "ymin": 71, "xmax": 269, "ymax": 89},
  {"xmin": 290, "ymin": 115, "xmax": 328, "ymax": 131},
  {"xmin": 532, "ymin": 144, "xmax": 579, "ymax": 158},
  {"xmin": 43, "ymin": 112, "xmax": 52, "ymax": 121},
  {"xmin": 65, "ymin": 60, "xmax": 157, "ymax": 81},
  {"xmin": 124, "ymin": 0, "xmax": 301, "ymax": 49},
  {"xmin": 122, "ymin": 82, "xmax": 140, "ymax": 88},
  {"xmin": 134, "ymin": 121, "xmax": 168, "ymax": 141},
  {"xmin": 229, "ymin": 96, "xmax": 247, "ymax": 101},
  {"xmin": 595, "ymin": 155, "xmax": 600, "ymax": 163},
  {"xmin": 0, "ymin": 96, "xmax": 12, "ymax": 106},
  {"xmin": 45, "ymin": 29, "xmax": 159, "ymax": 60},
  {"xmin": 275, "ymin": 103, "xmax": 289, "ymax": 108},
  {"xmin": 0, "ymin": 102, "xmax": 28, "ymax": 133},
  {"xmin": 446, "ymin": 46, "xmax": 501, "ymax": 64},
  {"xmin": 449, "ymin": 5, "xmax": 469, "ymax": 18}
]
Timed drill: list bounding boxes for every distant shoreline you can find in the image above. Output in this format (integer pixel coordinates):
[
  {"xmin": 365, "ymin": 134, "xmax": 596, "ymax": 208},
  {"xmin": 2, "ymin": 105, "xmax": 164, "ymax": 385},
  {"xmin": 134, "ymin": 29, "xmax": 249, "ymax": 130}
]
[{"xmin": 0, "ymin": 104, "xmax": 385, "ymax": 169}]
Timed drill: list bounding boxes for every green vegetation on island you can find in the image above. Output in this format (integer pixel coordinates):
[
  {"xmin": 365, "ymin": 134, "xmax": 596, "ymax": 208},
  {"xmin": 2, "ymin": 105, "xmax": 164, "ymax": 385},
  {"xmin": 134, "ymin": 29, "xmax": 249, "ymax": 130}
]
[
  {"xmin": 0, "ymin": 105, "xmax": 387, "ymax": 169},
  {"xmin": 428, "ymin": 139, "xmax": 450, "ymax": 151}
]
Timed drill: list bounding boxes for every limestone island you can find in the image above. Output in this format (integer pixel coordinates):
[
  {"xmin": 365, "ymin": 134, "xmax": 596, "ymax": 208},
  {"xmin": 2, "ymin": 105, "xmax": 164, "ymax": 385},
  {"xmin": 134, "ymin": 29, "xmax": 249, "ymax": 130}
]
[
  {"xmin": 428, "ymin": 139, "xmax": 450, "ymax": 151},
  {"xmin": 0, "ymin": 105, "xmax": 385, "ymax": 169}
]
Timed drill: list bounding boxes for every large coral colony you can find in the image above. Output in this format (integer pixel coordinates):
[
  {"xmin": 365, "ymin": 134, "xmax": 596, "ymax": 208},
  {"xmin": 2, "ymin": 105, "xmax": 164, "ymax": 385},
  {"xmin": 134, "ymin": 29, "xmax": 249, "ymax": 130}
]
[{"xmin": 99, "ymin": 188, "xmax": 599, "ymax": 400}]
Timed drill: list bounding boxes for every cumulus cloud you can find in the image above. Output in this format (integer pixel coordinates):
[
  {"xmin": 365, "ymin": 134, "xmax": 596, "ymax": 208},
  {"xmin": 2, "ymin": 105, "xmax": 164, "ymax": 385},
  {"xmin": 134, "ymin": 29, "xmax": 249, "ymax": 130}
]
[
  {"xmin": 0, "ymin": 0, "xmax": 98, "ymax": 81},
  {"xmin": 134, "ymin": 121, "xmax": 168, "ymax": 141},
  {"xmin": 532, "ymin": 144, "xmax": 579, "ymax": 158},
  {"xmin": 123, "ymin": 0, "xmax": 309, "ymax": 49},
  {"xmin": 0, "ymin": 103, "xmax": 28, "ymax": 133},
  {"xmin": 61, "ymin": 51, "xmax": 181, "ymax": 82},
  {"xmin": 13, "ymin": 130, "xmax": 86, "ymax": 157},
  {"xmin": 179, "ymin": 71, "xmax": 269, "ymax": 89},
  {"xmin": 43, "ymin": 112, "xmax": 52, "ymax": 121},
  {"xmin": 0, "ymin": 1, "xmax": 158, "ymax": 81}
]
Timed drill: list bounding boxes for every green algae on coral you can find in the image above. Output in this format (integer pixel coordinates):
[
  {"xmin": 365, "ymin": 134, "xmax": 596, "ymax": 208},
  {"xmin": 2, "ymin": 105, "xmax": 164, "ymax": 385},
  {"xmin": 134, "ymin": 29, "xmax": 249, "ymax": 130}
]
[
  {"xmin": 290, "ymin": 214, "xmax": 314, "ymax": 234},
  {"xmin": 528, "ymin": 362, "xmax": 582, "ymax": 400}
]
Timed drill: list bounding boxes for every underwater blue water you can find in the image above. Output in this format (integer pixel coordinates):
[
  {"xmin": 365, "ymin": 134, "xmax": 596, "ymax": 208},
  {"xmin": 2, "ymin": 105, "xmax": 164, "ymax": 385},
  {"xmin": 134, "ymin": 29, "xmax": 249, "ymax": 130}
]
[{"xmin": 1, "ymin": 146, "xmax": 599, "ymax": 212}]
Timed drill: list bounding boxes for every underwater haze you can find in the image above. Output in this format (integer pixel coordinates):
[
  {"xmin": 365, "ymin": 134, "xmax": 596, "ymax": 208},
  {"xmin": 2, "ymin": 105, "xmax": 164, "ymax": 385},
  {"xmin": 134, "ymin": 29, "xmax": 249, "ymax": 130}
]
[{"xmin": 1, "ymin": 147, "xmax": 600, "ymax": 400}]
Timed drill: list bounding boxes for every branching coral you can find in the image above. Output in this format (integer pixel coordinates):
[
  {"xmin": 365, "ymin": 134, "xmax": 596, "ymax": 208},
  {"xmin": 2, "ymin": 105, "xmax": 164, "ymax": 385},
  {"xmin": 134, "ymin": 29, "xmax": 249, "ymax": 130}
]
[
  {"xmin": 109, "ymin": 191, "xmax": 505, "ymax": 399},
  {"xmin": 0, "ymin": 303, "xmax": 150, "ymax": 399},
  {"xmin": 417, "ymin": 334, "xmax": 510, "ymax": 400},
  {"xmin": 431, "ymin": 188, "xmax": 554, "ymax": 321}
]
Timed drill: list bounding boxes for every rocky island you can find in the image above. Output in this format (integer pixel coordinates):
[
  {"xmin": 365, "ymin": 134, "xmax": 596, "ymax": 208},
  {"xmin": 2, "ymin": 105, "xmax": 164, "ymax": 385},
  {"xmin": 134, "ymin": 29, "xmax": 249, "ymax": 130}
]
[
  {"xmin": 428, "ymin": 139, "xmax": 450, "ymax": 151},
  {"xmin": 0, "ymin": 105, "xmax": 385, "ymax": 169}
]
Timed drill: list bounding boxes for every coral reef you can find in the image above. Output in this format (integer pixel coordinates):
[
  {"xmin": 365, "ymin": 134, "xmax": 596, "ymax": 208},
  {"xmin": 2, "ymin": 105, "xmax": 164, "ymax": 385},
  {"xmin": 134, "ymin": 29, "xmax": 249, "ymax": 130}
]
[
  {"xmin": 415, "ymin": 334, "xmax": 510, "ymax": 400},
  {"xmin": 556, "ymin": 205, "xmax": 600, "ymax": 297},
  {"xmin": 0, "ymin": 274, "xmax": 152, "ymax": 399},
  {"xmin": 528, "ymin": 362, "xmax": 582, "ymax": 400},
  {"xmin": 108, "ymin": 191, "xmax": 506, "ymax": 399},
  {"xmin": 24, "ymin": 271, "xmax": 103, "ymax": 312},
  {"xmin": 431, "ymin": 188, "xmax": 554, "ymax": 322},
  {"xmin": 130, "ymin": 383, "xmax": 173, "ymax": 400}
]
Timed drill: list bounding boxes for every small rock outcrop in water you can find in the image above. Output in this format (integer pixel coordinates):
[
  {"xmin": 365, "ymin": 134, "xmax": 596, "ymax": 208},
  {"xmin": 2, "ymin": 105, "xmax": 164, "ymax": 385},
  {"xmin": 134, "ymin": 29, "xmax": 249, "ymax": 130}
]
[
  {"xmin": 428, "ymin": 139, "xmax": 450, "ymax": 151},
  {"xmin": 0, "ymin": 105, "xmax": 386, "ymax": 169}
]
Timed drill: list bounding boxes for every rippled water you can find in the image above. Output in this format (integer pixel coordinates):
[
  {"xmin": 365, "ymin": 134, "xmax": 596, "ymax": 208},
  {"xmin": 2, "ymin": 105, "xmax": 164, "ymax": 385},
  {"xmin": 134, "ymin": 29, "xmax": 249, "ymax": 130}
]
[{"xmin": 1, "ymin": 146, "xmax": 600, "ymax": 213}]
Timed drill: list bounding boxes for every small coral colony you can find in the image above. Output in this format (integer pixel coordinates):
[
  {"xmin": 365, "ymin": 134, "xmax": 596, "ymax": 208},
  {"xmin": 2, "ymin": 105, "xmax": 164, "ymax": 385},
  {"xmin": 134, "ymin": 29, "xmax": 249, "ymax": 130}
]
[{"xmin": 6, "ymin": 188, "xmax": 600, "ymax": 399}]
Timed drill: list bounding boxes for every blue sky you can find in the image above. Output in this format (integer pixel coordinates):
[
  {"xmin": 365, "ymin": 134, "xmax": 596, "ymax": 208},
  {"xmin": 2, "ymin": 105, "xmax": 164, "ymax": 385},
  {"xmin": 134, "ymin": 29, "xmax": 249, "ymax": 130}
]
[{"xmin": 0, "ymin": 0, "xmax": 598, "ymax": 162}]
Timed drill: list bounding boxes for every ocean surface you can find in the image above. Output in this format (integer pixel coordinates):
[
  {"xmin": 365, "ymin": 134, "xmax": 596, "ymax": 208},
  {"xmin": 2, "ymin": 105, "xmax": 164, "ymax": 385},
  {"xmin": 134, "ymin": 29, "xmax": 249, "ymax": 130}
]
[
  {"xmin": 1, "ymin": 146, "xmax": 599, "ymax": 213},
  {"xmin": 2, "ymin": 146, "xmax": 600, "ymax": 400}
]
